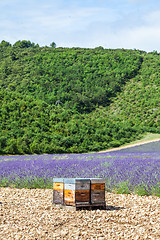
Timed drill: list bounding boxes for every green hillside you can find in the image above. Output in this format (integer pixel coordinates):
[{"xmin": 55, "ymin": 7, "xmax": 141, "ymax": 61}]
[
  {"xmin": 106, "ymin": 52, "xmax": 160, "ymax": 129},
  {"xmin": 0, "ymin": 40, "xmax": 160, "ymax": 155}
]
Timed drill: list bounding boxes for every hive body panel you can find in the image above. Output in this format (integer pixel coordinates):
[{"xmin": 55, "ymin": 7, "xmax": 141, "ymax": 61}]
[{"xmin": 53, "ymin": 178, "xmax": 106, "ymax": 209}]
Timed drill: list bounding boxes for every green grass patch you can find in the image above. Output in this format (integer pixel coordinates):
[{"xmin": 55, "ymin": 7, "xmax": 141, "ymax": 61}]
[
  {"xmin": 0, "ymin": 177, "xmax": 53, "ymax": 189},
  {"xmin": 1, "ymin": 177, "xmax": 160, "ymax": 197}
]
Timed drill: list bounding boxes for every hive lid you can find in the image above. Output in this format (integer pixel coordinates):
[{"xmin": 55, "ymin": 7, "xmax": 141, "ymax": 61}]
[
  {"xmin": 90, "ymin": 178, "xmax": 106, "ymax": 183},
  {"xmin": 53, "ymin": 178, "xmax": 64, "ymax": 183},
  {"xmin": 64, "ymin": 178, "xmax": 90, "ymax": 184}
]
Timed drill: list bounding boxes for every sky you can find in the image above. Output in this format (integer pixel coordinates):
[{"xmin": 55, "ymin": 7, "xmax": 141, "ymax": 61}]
[{"xmin": 1, "ymin": 0, "xmax": 160, "ymax": 52}]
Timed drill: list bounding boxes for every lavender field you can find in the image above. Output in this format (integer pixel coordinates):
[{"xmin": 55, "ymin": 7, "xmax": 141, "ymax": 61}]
[{"xmin": 0, "ymin": 141, "xmax": 160, "ymax": 196}]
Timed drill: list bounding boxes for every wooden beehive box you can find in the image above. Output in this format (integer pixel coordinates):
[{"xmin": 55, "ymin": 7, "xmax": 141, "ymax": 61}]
[
  {"xmin": 53, "ymin": 178, "xmax": 64, "ymax": 204},
  {"xmin": 90, "ymin": 178, "xmax": 106, "ymax": 206},
  {"xmin": 64, "ymin": 178, "xmax": 90, "ymax": 207}
]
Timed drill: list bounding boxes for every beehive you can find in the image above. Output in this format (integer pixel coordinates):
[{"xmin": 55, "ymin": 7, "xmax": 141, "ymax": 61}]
[
  {"xmin": 64, "ymin": 178, "xmax": 90, "ymax": 207},
  {"xmin": 53, "ymin": 178, "xmax": 106, "ymax": 209},
  {"xmin": 53, "ymin": 178, "xmax": 64, "ymax": 204},
  {"xmin": 90, "ymin": 178, "xmax": 106, "ymax": 206}
]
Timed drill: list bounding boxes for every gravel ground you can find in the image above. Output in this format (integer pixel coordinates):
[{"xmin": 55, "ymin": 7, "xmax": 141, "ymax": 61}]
[{"xmin": 0, "ymin": 188, "xmax": 160, "ymax": 240}]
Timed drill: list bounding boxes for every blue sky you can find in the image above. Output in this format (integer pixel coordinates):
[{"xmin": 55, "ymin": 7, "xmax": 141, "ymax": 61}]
[{"xmin": 1, "ymin": 0, "xmax": 160, "ymax": 51}]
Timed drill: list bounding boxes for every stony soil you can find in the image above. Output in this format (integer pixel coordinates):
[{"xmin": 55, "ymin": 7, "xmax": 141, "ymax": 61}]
[{"xmin": 0, "ymin": 188, "xmax": 160, "ymax": 240}]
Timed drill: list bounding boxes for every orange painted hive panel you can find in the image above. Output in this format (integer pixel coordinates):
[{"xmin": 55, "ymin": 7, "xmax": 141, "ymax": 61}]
[
  {"xmin": 53, "ymin": 178, "xmax": 64, "ymax": 204},
  {"xmin": 64, "ymin": 179, "xmax": 90, "ymax": 206}
]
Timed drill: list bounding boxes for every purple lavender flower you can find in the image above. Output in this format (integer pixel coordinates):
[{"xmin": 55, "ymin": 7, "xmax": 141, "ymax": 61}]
[{"xmin": 0, "ymin": 147, "xmax": 160, "ymax": 195}]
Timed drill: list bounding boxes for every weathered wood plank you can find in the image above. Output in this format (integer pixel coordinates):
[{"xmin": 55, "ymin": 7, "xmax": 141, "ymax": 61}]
[
  {"xmin": 91, "ymin": 183, "xmax": 105, "ymax": 191},
  {"xmin": 53, "ymin": 190, "xmax": 64, "ymax": 204},
  {"xmin": 90, "ymin": 179, "xmax": 105, "ymax": 204},
  {"xmin": 91, "ymin": 190, "xmax": 105, "ymax": 204},
  {"xmin": 53, "ymin": 180, "xmax": 64, "ymax": 204},
  {"xmin": 75, "ymin": 182, "xmax": 90, "ymax": 190},
  {"xmin": 75, "ymin": 190, "xmax": 90, "ymax": 202}
]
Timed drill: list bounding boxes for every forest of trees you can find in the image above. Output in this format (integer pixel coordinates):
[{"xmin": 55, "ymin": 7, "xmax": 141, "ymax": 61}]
[{"xmin": 0, "ymin": 40, "xmax": 160, "ymax": 155}]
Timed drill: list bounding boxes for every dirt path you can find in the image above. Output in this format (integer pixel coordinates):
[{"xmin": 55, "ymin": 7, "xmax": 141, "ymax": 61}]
[
  {"xmin": 0, "ymin": 188, "xmax": 160, "ymax": 239},
  {"xmin": 99, "ymin": 138, "xmax": 160, "ymax": 153}
]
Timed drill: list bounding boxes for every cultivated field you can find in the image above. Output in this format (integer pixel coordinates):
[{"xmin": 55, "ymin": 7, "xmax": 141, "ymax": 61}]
[
  {"xmin": 0, "ymin": 139, "xmax": 160, "ymax": 239},
  {"xmin": 1, "ymin": 145, "xmax": 160, "ymax": 196}
]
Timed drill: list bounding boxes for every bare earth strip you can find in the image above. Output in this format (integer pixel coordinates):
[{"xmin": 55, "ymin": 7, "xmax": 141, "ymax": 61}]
[
  {"xmin": 0, "ymin": 188, "xmax": 160, "ymax": 239},
  {"xmin": 99, "ymin": 138, "xmax": 160, "ymax": 153}
]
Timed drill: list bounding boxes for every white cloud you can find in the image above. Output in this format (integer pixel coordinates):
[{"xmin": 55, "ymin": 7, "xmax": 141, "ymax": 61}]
[
  {"xmin": 125, "ymin": 26, "xmax": 160, "ymax": 51},
  {"xmin": 22, "ymin": 5, "xmax": 119, "ymax": 31},
  {"xmin": 0, "ymin": 3, "xmax": 120, "ymax": 46},
  {"xmin": 143, "ymin": 10, "xmax": 160, "ymax": 26},
  {"xmin": 55, "ymin": 7, "xmax": 160, "ymax": 52},
  {"xmin": 1, "ymin": 0, "xmax": 160, "ymax": 51}
]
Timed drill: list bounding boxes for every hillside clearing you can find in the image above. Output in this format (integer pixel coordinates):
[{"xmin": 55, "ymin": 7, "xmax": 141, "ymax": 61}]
[{"xmin": 99, "ymin": 133, "xmax": 160, "ymax": 153}]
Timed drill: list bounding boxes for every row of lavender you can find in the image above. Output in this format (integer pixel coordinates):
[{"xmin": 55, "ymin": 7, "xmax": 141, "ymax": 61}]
[{"xmin": 0, "ymin": 142, "xmax": 160, "ymax": 196}]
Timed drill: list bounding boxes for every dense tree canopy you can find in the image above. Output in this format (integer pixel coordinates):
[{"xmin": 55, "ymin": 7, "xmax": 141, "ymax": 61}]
[{"xmin": 0, "ymin": 40, "xmax": 159, "ymax": 155}]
